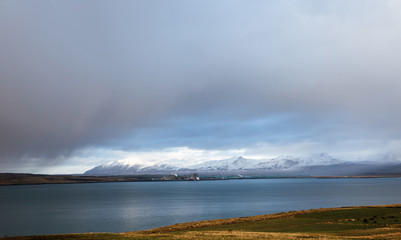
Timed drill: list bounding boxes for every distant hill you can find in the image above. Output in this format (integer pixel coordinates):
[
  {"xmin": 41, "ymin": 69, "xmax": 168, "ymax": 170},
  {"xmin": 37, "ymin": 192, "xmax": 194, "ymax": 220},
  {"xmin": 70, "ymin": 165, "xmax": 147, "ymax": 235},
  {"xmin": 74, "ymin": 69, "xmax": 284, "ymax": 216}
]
[{"xmin": 84, "ymin": 153, "xmax": 401, "ymax": 176}]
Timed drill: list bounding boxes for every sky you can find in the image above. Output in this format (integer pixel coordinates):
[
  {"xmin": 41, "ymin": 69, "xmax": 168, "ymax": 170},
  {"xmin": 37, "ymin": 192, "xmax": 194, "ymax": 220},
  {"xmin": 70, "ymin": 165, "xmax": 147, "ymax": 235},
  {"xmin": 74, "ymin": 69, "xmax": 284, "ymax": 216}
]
[{"xmin": 1, "ymin": 0, "xmax": 401, "ymax": 174}]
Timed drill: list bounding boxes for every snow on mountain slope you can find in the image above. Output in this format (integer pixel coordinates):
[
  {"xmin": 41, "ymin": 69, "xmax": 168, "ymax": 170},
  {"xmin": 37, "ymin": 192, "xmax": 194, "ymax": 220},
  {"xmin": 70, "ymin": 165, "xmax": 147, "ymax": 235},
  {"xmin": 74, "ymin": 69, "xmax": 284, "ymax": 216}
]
[
  {"xmin": 187, "ymin": 156, "xmax": 262, "ymax": 171},
  {"xmin": 102, "ymin": 159, "xmax": 148, "ymax": 169},
  {"xmin": 84, "ymin": 159, "xmax": 153, "ymax": 175},
  {"xmin": 298, "ymin": 153, "xmax": 341, "ymax": 165}
]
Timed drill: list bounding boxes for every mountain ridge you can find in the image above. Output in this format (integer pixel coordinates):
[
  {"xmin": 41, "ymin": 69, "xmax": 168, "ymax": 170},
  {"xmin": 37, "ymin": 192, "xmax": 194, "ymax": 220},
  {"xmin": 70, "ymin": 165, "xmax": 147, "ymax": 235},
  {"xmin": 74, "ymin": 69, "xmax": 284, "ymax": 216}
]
[{"xmin": 84, "ymin": 153, "xmax": 401, "ymax": 176}]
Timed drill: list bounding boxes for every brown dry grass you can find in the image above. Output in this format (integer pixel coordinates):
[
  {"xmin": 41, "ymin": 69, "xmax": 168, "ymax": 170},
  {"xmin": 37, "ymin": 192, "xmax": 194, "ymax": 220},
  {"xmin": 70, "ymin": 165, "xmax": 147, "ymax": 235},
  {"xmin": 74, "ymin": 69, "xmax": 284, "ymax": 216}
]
[
  {"xmin": 127, "ymin": 230, "xmax": 347, "ymax": 239},
  {"xmin": 124, "ymin": 230, "xmax": 401, "ymax": 240}
]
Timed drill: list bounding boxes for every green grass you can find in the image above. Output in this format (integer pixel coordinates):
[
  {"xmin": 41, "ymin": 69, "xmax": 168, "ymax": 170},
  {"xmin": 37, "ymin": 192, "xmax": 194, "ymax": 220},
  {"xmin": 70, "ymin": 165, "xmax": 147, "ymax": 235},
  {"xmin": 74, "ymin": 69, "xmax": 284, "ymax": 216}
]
[
  {"xmin": 3, "ymin": 204, "xmax": 401, "ymax": 239},
  {"xmin": 183, "ymin": 205, "xmax": 401, "ymax": 236}
]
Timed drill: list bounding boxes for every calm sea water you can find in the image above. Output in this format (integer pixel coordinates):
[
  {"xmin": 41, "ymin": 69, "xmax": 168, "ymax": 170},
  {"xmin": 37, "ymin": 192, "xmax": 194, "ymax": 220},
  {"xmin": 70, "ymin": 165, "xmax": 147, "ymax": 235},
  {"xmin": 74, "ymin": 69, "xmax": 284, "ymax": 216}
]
[{"xmin": 1, "ymin": 178, "xmax": 401, "ymax": 236}]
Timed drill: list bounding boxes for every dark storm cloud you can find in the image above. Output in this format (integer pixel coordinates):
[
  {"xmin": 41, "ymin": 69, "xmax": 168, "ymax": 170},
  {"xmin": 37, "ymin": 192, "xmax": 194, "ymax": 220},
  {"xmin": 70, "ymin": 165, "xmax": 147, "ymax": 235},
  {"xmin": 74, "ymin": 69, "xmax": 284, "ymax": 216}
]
[{"xmin": 1, "ymin": 0, "xmax": 401, "ymax": 168}]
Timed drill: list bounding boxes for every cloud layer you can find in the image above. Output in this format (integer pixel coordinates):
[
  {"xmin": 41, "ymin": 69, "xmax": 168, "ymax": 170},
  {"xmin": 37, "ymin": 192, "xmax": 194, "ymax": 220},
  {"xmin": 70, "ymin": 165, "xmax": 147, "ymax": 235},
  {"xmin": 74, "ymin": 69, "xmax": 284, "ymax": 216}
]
[{"xmin": 1, "ymin": 0, "xmax": 401, "ymax": 172}]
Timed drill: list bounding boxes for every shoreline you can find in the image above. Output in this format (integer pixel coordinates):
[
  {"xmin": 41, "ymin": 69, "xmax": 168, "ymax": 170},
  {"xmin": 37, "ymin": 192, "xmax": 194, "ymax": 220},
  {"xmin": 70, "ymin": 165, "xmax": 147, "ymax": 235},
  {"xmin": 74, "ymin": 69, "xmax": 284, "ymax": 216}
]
[{"xmin": 132, "ymin": 203, "xmax": 401, "ymax": 233}]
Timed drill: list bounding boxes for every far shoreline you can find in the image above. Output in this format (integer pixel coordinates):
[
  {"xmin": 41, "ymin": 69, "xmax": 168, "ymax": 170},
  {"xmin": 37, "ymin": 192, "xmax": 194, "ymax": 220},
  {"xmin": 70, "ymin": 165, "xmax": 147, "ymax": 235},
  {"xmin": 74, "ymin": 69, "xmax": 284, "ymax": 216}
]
[{"xmin": 1, "ymin": 172, "xmax": 401, "ymax": 186}]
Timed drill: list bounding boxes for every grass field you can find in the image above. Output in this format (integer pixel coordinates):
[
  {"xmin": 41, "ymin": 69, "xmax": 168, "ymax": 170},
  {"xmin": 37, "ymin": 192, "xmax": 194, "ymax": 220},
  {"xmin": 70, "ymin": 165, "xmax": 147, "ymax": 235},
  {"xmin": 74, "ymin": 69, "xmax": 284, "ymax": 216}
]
[{"xmin": 3, "ymin": 204, "xmax": 401, "ymax": 239}]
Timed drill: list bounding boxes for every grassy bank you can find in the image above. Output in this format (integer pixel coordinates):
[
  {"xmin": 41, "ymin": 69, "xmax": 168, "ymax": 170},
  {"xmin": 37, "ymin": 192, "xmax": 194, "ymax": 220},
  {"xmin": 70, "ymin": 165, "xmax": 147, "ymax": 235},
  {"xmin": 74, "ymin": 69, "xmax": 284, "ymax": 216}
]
[{"xmin": 2, "ymin": 204, "xmax": 401, "ymax": 239}]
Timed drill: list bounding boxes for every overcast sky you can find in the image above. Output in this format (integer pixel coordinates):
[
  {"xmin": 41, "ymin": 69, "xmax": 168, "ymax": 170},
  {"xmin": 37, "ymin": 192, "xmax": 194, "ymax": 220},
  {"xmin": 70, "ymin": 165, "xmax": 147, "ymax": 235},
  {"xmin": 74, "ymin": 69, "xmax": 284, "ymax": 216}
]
[{"xmin": 1, "ymin": 0, "xmax": 401, "ymax": 173}]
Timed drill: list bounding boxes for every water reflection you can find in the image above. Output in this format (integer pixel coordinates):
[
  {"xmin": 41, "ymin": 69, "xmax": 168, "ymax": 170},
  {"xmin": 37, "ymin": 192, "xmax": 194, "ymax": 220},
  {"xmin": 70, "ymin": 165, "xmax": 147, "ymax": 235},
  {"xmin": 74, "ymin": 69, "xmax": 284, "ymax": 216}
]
[{"xmin": 1, "ymin": 178, "xmax": 401, "ymax": 236}]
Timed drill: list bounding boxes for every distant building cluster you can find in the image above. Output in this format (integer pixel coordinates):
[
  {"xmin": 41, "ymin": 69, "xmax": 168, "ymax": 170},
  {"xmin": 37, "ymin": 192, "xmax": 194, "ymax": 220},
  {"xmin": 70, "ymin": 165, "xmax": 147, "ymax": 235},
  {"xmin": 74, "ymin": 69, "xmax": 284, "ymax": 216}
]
[{"xmin": 159, "ymin": 173, "xmax": 200, "ymax": 181}]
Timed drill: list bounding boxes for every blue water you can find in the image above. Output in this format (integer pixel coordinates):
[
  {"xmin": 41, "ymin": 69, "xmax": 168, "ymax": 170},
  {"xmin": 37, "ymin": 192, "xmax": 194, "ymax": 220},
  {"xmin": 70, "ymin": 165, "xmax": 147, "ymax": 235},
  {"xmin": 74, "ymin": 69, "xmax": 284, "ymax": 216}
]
[{"xmin": 1, "ymin": 178, "xmax": 401, "ymax": 236}]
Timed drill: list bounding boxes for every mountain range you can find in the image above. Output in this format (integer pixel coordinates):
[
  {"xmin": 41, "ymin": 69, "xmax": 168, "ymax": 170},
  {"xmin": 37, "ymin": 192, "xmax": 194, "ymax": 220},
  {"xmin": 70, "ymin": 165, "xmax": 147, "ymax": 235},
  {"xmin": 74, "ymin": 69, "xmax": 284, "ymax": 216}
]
[{"xmin": 84, "ymin": 153, "xmax": 401, "ymax": 176}]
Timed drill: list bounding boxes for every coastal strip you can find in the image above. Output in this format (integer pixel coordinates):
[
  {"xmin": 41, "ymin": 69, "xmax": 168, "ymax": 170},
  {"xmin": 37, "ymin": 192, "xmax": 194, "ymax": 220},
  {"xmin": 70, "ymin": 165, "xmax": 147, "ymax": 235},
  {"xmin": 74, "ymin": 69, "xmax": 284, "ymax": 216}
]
[{"xmin": 2, "ymin": 204, "xmax": 401, "ymax": 239}]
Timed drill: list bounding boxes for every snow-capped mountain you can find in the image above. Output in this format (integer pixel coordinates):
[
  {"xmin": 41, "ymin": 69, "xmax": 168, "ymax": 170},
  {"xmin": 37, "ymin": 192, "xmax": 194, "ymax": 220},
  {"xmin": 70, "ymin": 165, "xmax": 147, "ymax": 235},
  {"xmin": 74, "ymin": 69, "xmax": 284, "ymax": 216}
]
[
  {"xmin": 187, "ymin": 153, "xmax": 341, "ymax": 172},
  {"xmin": 84, "ymin": 159, "xmax": 150, "ymax": 175},
  {"xmin": 84, "ymin": 153, "xmax": 354, "ymax": 176}
]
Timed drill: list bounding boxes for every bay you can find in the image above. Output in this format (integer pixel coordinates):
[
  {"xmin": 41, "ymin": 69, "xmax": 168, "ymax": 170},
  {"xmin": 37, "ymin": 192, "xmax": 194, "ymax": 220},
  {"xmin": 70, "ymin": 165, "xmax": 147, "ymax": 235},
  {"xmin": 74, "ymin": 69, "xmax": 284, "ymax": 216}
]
[{"xmin": 1, "ymin": 178, "xmax": 401, "ymax": 237}]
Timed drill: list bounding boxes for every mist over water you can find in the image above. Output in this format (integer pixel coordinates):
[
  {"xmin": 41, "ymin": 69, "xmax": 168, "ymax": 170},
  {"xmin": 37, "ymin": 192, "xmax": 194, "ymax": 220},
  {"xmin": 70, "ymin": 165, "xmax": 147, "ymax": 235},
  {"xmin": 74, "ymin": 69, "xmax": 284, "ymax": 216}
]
[{"xmin": 1, "ymin": 178, "xmax": 401, "ymax": 237}]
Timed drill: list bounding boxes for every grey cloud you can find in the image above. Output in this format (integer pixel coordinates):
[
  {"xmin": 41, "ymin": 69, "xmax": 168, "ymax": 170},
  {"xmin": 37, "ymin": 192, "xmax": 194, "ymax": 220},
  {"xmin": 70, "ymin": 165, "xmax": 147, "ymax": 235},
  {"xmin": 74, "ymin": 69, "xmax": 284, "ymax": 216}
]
[{"xmin": 1, "ymin": 0, "xmax": 401, "ymax": 169}]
